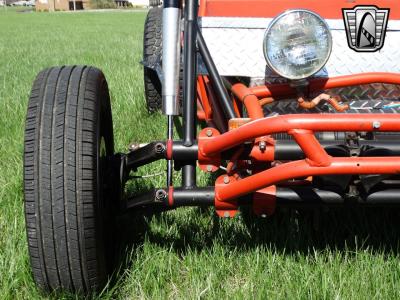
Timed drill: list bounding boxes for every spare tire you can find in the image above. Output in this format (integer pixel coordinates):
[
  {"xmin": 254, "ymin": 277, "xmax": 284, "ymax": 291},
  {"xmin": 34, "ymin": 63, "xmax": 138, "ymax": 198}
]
[
  {"xmin": 143, "ymin": 7, "xmax": 183, "ymax": 113},
  {"xmin": 143, "ymin": 7, "xmax": 163, "ymax": 112}
]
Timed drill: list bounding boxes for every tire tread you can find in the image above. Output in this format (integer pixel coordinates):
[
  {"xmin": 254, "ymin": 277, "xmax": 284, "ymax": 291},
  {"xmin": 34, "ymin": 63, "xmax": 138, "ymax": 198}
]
[{"xmin": 24, "ymin": 65, "xmax": 113, "ymax": 293}]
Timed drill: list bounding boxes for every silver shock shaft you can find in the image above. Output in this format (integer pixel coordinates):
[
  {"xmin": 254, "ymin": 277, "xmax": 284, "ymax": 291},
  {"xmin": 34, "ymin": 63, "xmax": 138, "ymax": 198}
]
[{"xmin": 162, "ymin": 1, "xmax": 181, "ymax": 116}]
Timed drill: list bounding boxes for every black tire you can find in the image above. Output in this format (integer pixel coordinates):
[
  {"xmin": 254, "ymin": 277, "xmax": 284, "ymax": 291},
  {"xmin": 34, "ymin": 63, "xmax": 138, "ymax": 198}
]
[
  {"xmin": 143, "ymin": 7, "xmax": 183, "ymax": 113},
  {"xmin": 143, "ymin": 7, "xmax": 163, "ymax": 112},
  {"xmin": 24, "ymin": 66, "xmax": 115, "ymax": 293}
]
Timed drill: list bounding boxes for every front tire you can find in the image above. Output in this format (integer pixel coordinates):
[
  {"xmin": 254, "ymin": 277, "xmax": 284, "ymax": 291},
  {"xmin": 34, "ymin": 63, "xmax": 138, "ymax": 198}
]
[{"xmin": 24, "ymin": 66, "xmax": 115, "ymax": 293}]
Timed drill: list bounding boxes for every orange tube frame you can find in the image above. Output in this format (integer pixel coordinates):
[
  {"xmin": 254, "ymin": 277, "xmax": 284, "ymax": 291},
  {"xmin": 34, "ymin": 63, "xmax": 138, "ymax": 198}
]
[
  {"xmin": 201, "ymin": 114, "xmax": 400, "ymax": 155},
  {"xmin": 249, "ymin": 72, "xmax": 400, "ymax": 98},
  {"xmin": 196, "ymin": 72, "xmax": 400, "ymax": 204},
  {"xmin": 202, "ymin": 114, "xmax": 400, "ymax": 202},
  {"xmin": 216, "ymin": 157, "xmax": 400, "ymax": 202}
]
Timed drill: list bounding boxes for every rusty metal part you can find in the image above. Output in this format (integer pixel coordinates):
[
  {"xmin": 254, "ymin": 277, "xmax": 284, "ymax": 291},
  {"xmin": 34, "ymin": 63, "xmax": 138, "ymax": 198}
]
[
  {"xmin": 327, "ymin": 95, "xmax": 350, "ymax": 112},
  {"xmin": 259, "ymin": 97, "xmax": 275, "ymax": 106},
  {"xmin": 297, "ymin": 93, "xmax": 349, "ymax": 112}
]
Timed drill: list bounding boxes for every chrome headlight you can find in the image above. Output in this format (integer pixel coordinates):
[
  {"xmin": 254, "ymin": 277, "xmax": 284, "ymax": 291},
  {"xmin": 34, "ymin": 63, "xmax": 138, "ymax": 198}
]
[{"xmin": 263, "ymin": 10, "xmax": 332, "ymax": 80}]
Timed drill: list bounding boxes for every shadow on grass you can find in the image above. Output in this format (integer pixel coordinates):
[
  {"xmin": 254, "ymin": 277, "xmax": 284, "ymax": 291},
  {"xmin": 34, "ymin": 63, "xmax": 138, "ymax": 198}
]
[
  {"xmin": 114, "ymin": 168, "xmax": 398, "ymax": 258},
  {"xmin": 146, "ymin": 207, "xmax": 400, "ymax": 254},
  {"xmin": 49, "ymin": 205, "xmax": 400, "ymax": 298},
  {"xmin": 114, "ymin": 198, "xmax": 400, "ymax": 257},
  {"xmin": 107, "ymin": 172, "xmax": 400, "ymax": 293}
]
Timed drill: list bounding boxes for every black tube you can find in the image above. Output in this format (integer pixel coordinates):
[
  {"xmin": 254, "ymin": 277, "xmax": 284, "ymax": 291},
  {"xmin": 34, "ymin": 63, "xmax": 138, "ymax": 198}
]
[
  {"xmin": 181, "ymin": 0, "xmax": 198, "ymax": 188},
  {"xmin": 173, "ymin": 141, "xmax": 198, "ymax": 160},
  {"xmin": 167, "ymin": 115, "xmax": 174, "ymax": 187},
  {"xmin": 125, "ymin": 142, "xmax": 251, "ymax": 171},
  {"xmin": 182, "ymin": 0, "xmax": 197, "ymax": 147},
  {"xmin": 125, "ymin": 187, "xmax": 400, "ymax": 212},
  {"xmin": 274, "ymin": 140, "xmax": 400, "ymax": 160},
  {"xmin": 364, "ymin": 190, "xmax": 400, "ymax": 204},
  {"xmin": 182, "ymin": 164, "xmax": 196, "ymax": 187},
  {"xmin": 173, "ymin": 187, "xmax": 215, "ymax": 206},
  {"xmin": 359, "ymin": 140, "xmax": 400, "ymax": 153},
  {"xmin": 196, "ymin": 24, "xmax": 237, "ymax": 120},
  {"xmin": 126, "ymin": 142, "xmax": 166, "ymax": 169},
  {"xmin": 274, "ymin": 140, "xmax": 347, "ymax": 160},
  {"xmin": 276, "ymin": 188, "xmax": 400, "ymax": 206},
  {"xmin": 172, "ymin": 187, "xmax": 345, "ymax": 207},
  {"xmin": 125, "ymin": 140, "xmax": 400, "ymax": 172},
  {"xmin": 276, "ymin": 187, "xmax": 344, "ymax": 205},
  {"xmin": 172, "ymin": 142, "xmax": 250, "ymax": 161},
  {"xmin": 126, "ymin": 189, "xmax": 159, "ymax": 209},
  {"xmin": 163, "ymin": 0, "xmax": 180, "ymax": 7},
  {"xmin": 262, "ymin": 188, "xmax": 400, "ymax": 206},
  {"xmin": 172, "ymin": 143, "xmax": 253, "ymax": 163}
]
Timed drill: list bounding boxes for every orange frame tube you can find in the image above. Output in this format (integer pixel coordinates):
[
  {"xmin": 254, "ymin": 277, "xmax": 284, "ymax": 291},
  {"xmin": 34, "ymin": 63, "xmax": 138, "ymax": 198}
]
[
  {"xmin": 216, "ymin": 157, "xmax": 400, "ymax": 202},
  {"xmin": 231, "ymin": 83, "xmax": 264, "ymax": 119},
  {"xmin": 249, "ymin": 73, "xmax": 400, "ymax": 98},
  {"xmin": 195, "ymin": 72, "xmax": 400, "ymax": 204},
  {"xmin": 200, "ymin": 114, "xmax": 400, "ymax": 156},
  {"xmin": 198, "ymin": 114, "xmax": 400, "ymax": 203},
  {"xmin": 199, "ymin": 114, "xmax": 400, "ymax": 203}
]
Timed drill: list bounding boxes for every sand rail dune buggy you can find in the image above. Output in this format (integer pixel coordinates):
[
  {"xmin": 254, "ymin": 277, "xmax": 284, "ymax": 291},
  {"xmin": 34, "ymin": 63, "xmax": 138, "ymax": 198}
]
[{"xmin": 23, "ymin": 0, "xmax": 400, "ymax": 293}]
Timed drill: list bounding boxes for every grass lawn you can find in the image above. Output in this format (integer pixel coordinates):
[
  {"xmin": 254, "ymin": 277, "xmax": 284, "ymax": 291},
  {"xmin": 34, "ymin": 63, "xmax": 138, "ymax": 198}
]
[{"xmin": 2, "ymin": 8, "xmax": 400, "ymax": 300}]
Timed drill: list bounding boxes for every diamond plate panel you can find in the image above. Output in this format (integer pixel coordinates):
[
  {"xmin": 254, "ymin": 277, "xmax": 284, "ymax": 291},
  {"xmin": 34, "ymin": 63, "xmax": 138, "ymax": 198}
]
[
  {"xmin": 260, "ymin": 84, "xmax": 400, "ymax": 116},
  {"xmin": 326, "ymin": 83, "xmax": 400, "ymax": 102},
  {"xmin": 263, "ymin": 99, "xmax": 400, "ymax": 117},
  {"xmin": 200, "ymin": 17, "xmax": 400, "ymax": 79}
]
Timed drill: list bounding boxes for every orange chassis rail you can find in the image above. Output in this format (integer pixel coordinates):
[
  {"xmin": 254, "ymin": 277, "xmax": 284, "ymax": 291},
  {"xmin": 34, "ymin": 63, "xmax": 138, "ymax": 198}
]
[{"xmin": 196, "ymin": 73, "xmax": 400, "ymax": 215}]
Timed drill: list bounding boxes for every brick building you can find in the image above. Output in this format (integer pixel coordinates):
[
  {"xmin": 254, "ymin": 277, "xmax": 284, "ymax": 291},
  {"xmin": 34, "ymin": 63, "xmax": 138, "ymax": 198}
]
[{"xmin": 36, "ymin": 0, "xmax": 90, "ymax": 11}]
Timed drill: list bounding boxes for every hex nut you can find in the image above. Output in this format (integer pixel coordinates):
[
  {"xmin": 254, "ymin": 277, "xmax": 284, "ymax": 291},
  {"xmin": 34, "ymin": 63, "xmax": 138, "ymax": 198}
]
[
  {"xmin": 155, "ymin": 189, "xmax": 167, "ymax": 201},
  {"xmin": 373, "ymin": 121, "xmax": 381, "ymax": 129},
  {"xmin": 259, "ymin": 141, "xmax": 267, "ymax": 151},
  {"xmin": 155, "ymin": 143, "xmax": 165, "ymax": 154}
]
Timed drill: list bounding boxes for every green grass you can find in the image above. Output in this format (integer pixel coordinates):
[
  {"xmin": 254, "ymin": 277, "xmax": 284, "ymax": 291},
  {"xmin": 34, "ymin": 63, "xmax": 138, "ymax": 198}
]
[{"xmin": 2, "ymin": 8, "xmax": 400, "ymax": 300}]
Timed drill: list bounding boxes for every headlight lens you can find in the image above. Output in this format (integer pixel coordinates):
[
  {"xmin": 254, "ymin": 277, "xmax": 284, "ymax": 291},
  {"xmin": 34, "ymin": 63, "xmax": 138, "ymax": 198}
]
[{"xmin": 263, "ymin": 10, "xmax": 332, "ymax": 80}]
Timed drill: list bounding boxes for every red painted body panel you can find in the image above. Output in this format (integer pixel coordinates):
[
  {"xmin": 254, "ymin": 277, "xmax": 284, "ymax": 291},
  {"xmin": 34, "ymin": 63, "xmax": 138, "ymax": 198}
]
[{"xmin": 199, "ymin": 0, "xmax": 400, "ymax": 19}]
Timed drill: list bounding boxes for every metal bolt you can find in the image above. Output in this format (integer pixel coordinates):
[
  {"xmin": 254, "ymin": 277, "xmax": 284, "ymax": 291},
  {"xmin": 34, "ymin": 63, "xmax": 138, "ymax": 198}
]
[
  {"xmin": 224, "ymin": 211, "xmax": 230, "ymax": 218},
  {"xmin": 206, "ymin": 165, "xmax": 213, "ymax": 172},
  {"xmin": 223, "ymin": 176, "xmax": 230, "ymax": 184},
  {"xmin": 206, "ymin": 129, "xmax": 213, "ymax": 137},
  {"xmin": 155, "ymin": 143, "xmax": 165, "ymax": 154},
  {"xmin": 155, "ymin": 189, "xmax": 167, "ymax": 201},
  {"xmin": 259, "ymin": 141, "xmax": 267, "ymax": 151},
  {"xmin": 128, "ymin": 143, "xmax": 140, "ymax": 152},
  {"xmin": 373, "ymin": 121, "xmax": 381, "ymax": 129}
]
